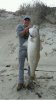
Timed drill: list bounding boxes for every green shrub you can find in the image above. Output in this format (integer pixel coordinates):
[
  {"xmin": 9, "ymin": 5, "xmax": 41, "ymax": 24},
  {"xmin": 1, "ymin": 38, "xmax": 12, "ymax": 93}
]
[{"xmin": 14, "ymin": 2, "xmax": 55, "ymax": 25}]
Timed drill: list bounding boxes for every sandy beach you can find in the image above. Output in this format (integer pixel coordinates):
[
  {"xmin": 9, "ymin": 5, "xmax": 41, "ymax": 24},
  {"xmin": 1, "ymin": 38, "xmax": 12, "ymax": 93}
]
[{"xmin": 0, "ymin": 13, "xmax": 56, "ymax": 99}]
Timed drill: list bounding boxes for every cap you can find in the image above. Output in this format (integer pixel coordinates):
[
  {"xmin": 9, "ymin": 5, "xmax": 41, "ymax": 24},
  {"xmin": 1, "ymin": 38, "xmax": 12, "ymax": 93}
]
[{"xmin": 24, "ymin": 16, "xmax": 31, "ymax": 20}]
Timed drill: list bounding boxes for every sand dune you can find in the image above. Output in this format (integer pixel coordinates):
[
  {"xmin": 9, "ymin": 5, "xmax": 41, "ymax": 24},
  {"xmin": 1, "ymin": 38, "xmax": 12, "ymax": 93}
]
[{"xmin": 0, "ymin": 14, "xmax": 56, "ymax": 99}]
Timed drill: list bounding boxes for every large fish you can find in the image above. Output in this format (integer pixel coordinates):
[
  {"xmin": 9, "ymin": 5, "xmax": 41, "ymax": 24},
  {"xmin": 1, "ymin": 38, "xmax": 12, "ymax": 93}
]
[{"xmin": 28, "ymin": 25, "xmax": 40, "ymax": 80}]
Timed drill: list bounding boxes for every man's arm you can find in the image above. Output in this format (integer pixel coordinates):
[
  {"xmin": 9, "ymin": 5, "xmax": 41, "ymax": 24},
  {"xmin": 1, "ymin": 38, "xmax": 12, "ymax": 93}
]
[
  {"xmin": 16, "ymin": 24, "xmax": 30, "ymax": 37},
  {"xmin": 20, "ymin": 26, "xmax": 29, "ymax": 36}
]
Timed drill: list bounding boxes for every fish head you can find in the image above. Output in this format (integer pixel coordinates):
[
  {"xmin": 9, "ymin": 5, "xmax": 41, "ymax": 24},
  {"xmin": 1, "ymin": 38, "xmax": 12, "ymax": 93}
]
[{"xmin": 29, "ymin": 25, "xmax": 39, "ymax": 38}]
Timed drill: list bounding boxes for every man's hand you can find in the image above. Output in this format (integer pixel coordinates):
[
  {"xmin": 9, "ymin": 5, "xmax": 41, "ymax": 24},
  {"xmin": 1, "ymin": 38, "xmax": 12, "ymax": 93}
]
[
  {"xmin": 24, "ymin": 27, "xmax": 29, "ymax": 33},
  {"xmin": 24, "ymin": 25, "xmax": 31, "ymax": 33},
  {"xmin": 20, "ymin": 25, "xmax": 31, "ymax": 36}
]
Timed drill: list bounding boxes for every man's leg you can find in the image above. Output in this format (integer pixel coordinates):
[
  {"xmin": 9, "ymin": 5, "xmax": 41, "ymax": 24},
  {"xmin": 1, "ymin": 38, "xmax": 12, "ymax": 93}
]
[
  {"xmin": 18, "ymin": 49, "xmax": 26, "ymax": 84},
  {"xmin": 17, "ymin": 48, "xmax": 27, "ymax": 91},
  {"xmin": 18, "ymin": 57, "xmax": 25, "ymax": 84}
]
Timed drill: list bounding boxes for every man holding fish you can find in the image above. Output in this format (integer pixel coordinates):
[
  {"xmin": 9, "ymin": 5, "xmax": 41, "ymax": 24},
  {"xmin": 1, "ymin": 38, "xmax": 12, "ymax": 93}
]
[{"xmin": 16, "ymin": 16, "xmax": 31, "ymax": 91}]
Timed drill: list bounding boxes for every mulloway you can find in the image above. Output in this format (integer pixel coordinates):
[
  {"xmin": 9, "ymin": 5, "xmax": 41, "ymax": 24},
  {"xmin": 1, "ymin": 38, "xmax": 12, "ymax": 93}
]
[{"xmin": 28, "ymin": 25, "xmax": 40, "ymax": 80}]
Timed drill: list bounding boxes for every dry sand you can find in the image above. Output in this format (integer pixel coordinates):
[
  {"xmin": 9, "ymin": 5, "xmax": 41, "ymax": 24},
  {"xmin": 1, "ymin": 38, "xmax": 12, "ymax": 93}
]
[{"xmin": 0, "ymin": 14, "xmax": 56, "ymax": 99}]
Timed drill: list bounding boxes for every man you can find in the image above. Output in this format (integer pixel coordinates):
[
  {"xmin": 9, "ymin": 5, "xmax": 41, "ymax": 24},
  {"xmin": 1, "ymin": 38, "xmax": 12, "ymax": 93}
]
[{"xmin": 16, "ymin": 16, "xmax": 31, "ymax": 91}]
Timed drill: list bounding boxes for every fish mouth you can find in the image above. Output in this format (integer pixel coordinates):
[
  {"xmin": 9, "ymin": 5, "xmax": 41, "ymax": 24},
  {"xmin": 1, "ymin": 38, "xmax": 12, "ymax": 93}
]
[
  {"xmin": 29, "ymin": 33, "xmax": 36, "ymax": 38},
  {"xmin": 29, "ymin": 33, "xmax": 33, "ymax": 38}
]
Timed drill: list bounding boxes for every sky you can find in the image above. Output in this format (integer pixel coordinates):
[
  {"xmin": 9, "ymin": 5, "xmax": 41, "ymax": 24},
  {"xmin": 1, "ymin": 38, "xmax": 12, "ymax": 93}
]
[{"xmin": 0, "ymin": 0, "xmax": 56, "ymax": 12}]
